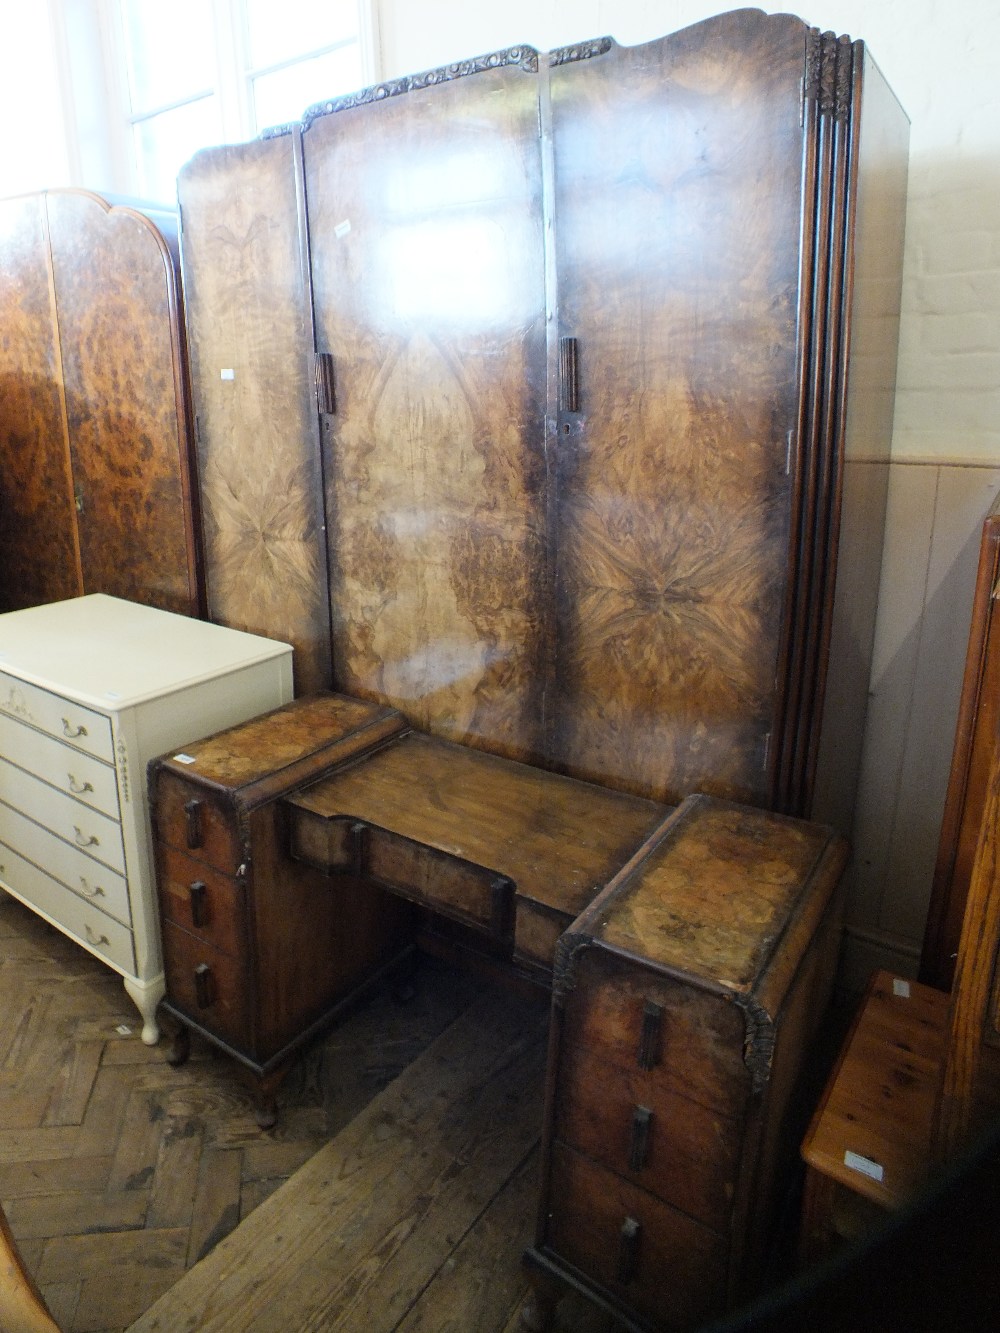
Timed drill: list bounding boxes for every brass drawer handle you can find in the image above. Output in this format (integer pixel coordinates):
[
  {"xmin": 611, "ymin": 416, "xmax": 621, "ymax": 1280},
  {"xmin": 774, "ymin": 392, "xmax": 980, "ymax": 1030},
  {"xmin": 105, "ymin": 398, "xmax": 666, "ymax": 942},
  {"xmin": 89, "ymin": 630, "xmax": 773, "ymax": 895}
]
[
  {"xmin": 184, "ymin": 799, "xmax": 203, "ymax": 849},
  {"xmin": 79, "ymin": 877, "xmax": 106, "ymax": 899},
  {"xmin": 68, "ymin": 774, "xmax": 95, "ymax": 795},
  {"xmin": 74, "ymin": 826, "xmax": 99, "ymax": 848},
  {"xmin": 617, "ymin": 1216, "xmax": 641, "ymax": 1284},
  {"xmin": 62, "ymin": 717, "xmax": 89, "ymax": 739},
  {"xmin": 84, "ymin": 924, "xmax": 110, "ymax": 949},
  {"xmin": 189, "ymin": 881, "xmax": 207, "ymax": 929},
  {"xmin": 638, "ymin": 1000, "xmax": 663, "ymax": 1069},
  {"xmin": 629, "ymin": 1105, "xmax": 653, "ymax": 1172},
  {"xmin": 194, "ymin": 962, "xmax": 213, "ymax": 1009}
]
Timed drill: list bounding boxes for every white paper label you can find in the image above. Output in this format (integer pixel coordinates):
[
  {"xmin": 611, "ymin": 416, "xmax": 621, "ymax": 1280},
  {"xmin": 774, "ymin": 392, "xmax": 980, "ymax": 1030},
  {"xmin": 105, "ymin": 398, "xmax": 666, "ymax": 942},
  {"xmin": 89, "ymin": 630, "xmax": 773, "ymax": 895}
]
[
  {"xmin": 892, "ymin": 978, "xmax": 911, "ymax": 998},
  {"xmin": 221, "ymin": 368, "xmax": 235, "ymax": 380},
  {"xmin": 173, "ymin": 753, "xmax": 197, "ymax": 765},
  {"xmin": 334, "ymin": 219, "xmax": 352, "ymax": 239},
  {"xmin": 844, "ymin": 1150, "xmax": 884, "ymax": 1182}
]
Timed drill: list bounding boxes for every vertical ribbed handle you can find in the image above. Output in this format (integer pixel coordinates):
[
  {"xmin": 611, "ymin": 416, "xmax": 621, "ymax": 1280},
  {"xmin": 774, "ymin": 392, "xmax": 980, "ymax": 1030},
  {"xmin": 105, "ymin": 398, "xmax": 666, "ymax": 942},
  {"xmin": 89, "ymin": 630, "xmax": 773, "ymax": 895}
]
[
  {"xmin": 560, "ymin": 336, "xmax": 579, "ymax": 413},
  {"xmin": 629, "ymin": 1106, "xmax": 652, "ymax": 1172},
  {"xmin": 184, "ymin": 799, "xmax": 203, "ymax": 849},
  {"xmin": 638, "ymin": 1000, "xmax": 663, "ymax": 1070},
  {"xmin": 315, "ymin": 351, "xmax": 336, "ymax": 414},
  {"xmin": 194, "ymin": 963, "xmax": 212, "ymax": 1009},
  {"xmin": 617, "ymin": 1217, "xmax": 641, "ymax": 1284},
  {"xmin": 189, "ymin": 881, "xmax": 207, "ymax": 929}
]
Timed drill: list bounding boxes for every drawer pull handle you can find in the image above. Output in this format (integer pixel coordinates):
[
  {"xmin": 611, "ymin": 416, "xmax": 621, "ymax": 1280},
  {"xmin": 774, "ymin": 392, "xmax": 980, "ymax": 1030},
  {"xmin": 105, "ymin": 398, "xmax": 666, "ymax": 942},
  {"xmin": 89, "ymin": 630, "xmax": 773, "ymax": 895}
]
[
  {"xmin": 629, "ymin": 1105, "xmax": 653, "ymax": 1172},
  {"xmin": 79, "ymin": 877, "xmax": 106, "ymax": 899},
  {"xmin": 638, "ymin": 1000, "xmax": 663, "ymax": 1069},
  {"xmin": 189, "ymin": 880, "xmax": 207, "ymax": 928},
  {"xmin": 68, "ymin": 774, "xmax": 95, "ymax": 795},
  {"xmin": 184, "ymin": 799, "xmax": 203, "ymax": 849},
  {"xmin": 617, "ymin": 1216, "xmax": 641, "ymax": 1285},
  {"xmin": 194, "ymin": 962, "xmax": 213, "ymax": 1009},
  {"xmin": 74, "ymin": 826, "xmax": 99, "ymax": 848},
  {"xmin": 62, "ymin": 718, "xmax": 89, "ymax": 739},
  {"xmin": 84, "ymin": 924, "xmax": 110, "ymax": 949}
]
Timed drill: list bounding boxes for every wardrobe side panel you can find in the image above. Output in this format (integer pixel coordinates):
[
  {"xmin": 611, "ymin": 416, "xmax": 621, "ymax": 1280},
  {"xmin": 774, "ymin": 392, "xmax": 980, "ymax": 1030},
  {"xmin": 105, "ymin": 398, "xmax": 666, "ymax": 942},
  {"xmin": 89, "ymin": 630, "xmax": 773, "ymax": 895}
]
[
  {"xmin": 305, "ymin": 60, "xmax": 549, "ymax": 760},
  {"xmin": 810, "ymin": 48, "xmax": 909, "ymax": 832},
  {"xmin": 549, "ymin": 11, "xmax": 808, "ymax": 806},
  {"xmin": 46, "ymin": 191, "xmax": 202, "ymax": 619},
  {"xmin": 0, "ymin": 194, "xmax": 80, "ymax": 611},
  {"xmin": 178, "ymin": 135, "xmax": 331, "ymax": 695}
]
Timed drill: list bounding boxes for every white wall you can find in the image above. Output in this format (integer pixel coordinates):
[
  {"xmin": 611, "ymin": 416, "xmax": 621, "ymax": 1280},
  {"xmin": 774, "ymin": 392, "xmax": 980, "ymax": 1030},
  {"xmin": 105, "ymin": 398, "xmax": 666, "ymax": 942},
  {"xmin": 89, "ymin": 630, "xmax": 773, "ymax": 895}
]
[{"xmin": 376, "ymin": 0, "xmax": 1000, "ymax": 984}]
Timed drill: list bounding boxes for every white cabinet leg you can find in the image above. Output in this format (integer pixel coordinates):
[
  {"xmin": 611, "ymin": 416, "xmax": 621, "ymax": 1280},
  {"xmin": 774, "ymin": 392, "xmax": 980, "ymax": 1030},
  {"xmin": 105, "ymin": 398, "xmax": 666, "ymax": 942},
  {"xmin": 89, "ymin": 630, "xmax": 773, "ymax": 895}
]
[{"xmin": 123, "ymin": 974, "xmax": 166, "ymax": 1045}]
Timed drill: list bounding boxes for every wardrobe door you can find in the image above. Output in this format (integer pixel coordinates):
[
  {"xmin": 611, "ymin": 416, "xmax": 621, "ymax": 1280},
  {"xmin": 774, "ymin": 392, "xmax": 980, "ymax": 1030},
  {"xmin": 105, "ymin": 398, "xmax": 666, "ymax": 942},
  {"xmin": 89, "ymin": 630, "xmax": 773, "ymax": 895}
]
[
  {"xmin": 303, "ymin": 51, "xmax": 549, "ymax": 761},
  {"xmin": 548, "ymin": 11, "xmax": 811, "ymax": 807},
  {"xmin": 0, "ymin": 193, "xmax": 80, "ymax": 611},
  {"xmin": 45, "ymin": 190, "xmax": 202, "ymax": 618},
  {"xmin": 178, "ymin": 131, "xmax": 330, "ymax": 694}
]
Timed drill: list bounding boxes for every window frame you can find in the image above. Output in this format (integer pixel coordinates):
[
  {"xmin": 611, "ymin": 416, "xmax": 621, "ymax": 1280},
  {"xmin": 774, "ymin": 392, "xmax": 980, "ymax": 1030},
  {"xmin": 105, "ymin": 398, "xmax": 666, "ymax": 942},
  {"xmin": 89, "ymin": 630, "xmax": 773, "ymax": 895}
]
[{"xmin": 100, "ymin": 0, "xmax": 381, "ymax": 201}]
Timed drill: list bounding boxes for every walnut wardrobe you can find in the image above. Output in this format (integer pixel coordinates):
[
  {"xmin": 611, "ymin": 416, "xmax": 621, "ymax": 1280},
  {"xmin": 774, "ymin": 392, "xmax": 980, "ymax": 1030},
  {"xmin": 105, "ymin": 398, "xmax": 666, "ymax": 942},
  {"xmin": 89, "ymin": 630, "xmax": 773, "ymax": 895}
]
[
  {"xmin": 177, "ymin": 7, "xmax": 908, "ymax": 819},
  {"xmin": 0, "ymin": 189, "xmax": 202, "ymax": 618}
]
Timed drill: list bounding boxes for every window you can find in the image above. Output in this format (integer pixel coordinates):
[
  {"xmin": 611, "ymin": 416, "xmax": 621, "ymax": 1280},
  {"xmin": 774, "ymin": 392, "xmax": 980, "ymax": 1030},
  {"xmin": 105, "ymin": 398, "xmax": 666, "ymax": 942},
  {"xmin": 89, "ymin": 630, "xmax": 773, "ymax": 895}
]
[{"xmin": 113, "ymin": 0, "xmax": 377, "ymax": 204}]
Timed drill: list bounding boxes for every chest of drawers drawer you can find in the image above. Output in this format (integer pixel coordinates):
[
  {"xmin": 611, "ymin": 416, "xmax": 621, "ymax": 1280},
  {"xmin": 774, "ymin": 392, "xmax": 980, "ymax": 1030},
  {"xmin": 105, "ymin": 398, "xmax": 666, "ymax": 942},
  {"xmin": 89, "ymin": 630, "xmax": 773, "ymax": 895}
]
[
  {"xmin": 0, "ymin": 754, "xmax": 126, "ymax": 874},
  {"xmin": 160, "ymin": 921, "xmax": 252, "ymax": 1048},
  {"xmin": 155, "ymin": 843, "xmax": 247, "ymax": 958},
  {"xmin": 0, "ymin": 839, "xmax": 135, "ymax": 972},
  {"xmin": 0, "ymin": 712, "xmax": 120, "ymax": 818},
  {"xmin": 0, "ymin": 670, "xmax": 113, "ymax": 762}
]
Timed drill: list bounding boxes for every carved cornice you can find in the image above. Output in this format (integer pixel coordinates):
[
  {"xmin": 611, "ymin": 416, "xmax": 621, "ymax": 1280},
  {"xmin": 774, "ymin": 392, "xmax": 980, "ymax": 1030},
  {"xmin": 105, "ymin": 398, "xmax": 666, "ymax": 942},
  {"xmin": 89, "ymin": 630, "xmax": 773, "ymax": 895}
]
[
  {"xmin": 299, "ymin": 46, "xmax": 539, "ymax": 130},
  {"xmin": 818, "ymin": 32, "xmax": 838, "ymax": 118},
  {"xmin": 834, "ymin": 36, "xmax": 855, "ymax": 122},
  {"xmin": 549, "ymin": 37, "xmax": 614, "ymax": 67}
]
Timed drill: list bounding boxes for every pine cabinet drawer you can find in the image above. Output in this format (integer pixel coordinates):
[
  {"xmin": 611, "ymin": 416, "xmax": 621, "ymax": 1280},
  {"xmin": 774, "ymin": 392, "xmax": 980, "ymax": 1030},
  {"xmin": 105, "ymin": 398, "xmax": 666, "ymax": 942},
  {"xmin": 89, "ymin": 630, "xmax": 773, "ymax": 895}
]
[
  {"xmin": 555, "ymin": 1044, "xmax": 741, "ymax": 1233},
  {"xmin": 160, "ymin": 921, "xmax": 252, "ymax": 1048},
  {"xmin": 0, "ymin": 756, "xmax": 125, "ymax": 875},
  {"xmin": 545, "ymin": 1144, "xmax": 728, "ymax": 1330},
  {"xmin": 0, "ymin": 670, "xmax": 114, "ymax": 763},
  {"xmin": 155, "ymin": 843, "xmax": 247, "ymax": 958},
  {"xmin": 561, "ymin": 951, "xmax": 751, "ymax": 1123},
  {"xmin": 0, "ymin": 838, "xmax": 135, "ymax": 973},
  {"xmin": 0, "ymin": 712, "xmax": 119, "ymax": 818},
  {"xmin": 152, "ymin": 770, "xmax": 242, "ymax": 874},
  {"xmin": 0, "ymin": 800, "xmax": 130, "ymax": 924}
]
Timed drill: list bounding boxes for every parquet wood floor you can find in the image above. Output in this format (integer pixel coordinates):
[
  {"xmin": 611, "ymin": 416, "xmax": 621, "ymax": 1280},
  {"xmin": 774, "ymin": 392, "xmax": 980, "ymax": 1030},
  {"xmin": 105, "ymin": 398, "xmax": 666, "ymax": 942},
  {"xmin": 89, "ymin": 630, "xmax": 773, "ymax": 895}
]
[{"xmin": 1, "ymin": 891, "xmax": 613, "ymax": 1332}]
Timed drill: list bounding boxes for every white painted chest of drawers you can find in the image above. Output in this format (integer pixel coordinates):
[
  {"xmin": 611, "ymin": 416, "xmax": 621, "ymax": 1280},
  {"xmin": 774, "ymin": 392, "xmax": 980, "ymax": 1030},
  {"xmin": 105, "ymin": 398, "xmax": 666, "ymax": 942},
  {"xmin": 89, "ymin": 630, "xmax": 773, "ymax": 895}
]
[{"xmin": 0, "ymin": 595, "xmax": 292, "ymax": 1043}]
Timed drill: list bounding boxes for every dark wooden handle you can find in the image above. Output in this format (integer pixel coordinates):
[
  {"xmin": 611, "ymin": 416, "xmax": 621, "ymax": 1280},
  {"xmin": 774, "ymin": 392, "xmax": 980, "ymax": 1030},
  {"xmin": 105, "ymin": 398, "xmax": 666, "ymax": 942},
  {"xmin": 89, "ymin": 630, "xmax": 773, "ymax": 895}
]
[
  {"xmin": 194, "ymin": 962, "xmax": 212, "ymax": 1009},
  {"xmin": 184, "ymin": 799, "xmax": 203, "ymax": 849},
  {"xmin": 616, "ymin": 1216, "xmax": 641, "ymax": 1284},
  {"xmin": 629, "ymin": 1105, "xmax": 652, "ymax": 1172},
  {"xmin": 638, "ymin": 999, "xmax": 663, "ymax": 1069},
  {"xmin": 315, "ymin": 351, "xmax": 336, "ymax": 414},
  {"xmin": 189, "ymin": 880, "xmax": 207, "ymax": 929},
  {"xmin": 560, "ymin": 336, "xmax": 579, "ymax": 413}
]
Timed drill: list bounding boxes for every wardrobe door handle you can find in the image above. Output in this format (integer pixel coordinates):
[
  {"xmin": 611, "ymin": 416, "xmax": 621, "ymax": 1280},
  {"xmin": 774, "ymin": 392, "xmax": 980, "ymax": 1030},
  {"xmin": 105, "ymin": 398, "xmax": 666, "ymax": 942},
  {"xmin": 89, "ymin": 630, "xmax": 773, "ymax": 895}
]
[
  {"xmin": 560, "ymin": 335, "xmax": 580, "ymax": 413},
  {"xmin": 617, "ymin": 1216, "xmax": 641, "ymax": 1284},
  {"xmin": 184, "ymin": 799, "xmax": 203, "ymax": 849},
  {"xmin": 194, "ymin": 963, "xmax": 213, "ymax": 1009}
]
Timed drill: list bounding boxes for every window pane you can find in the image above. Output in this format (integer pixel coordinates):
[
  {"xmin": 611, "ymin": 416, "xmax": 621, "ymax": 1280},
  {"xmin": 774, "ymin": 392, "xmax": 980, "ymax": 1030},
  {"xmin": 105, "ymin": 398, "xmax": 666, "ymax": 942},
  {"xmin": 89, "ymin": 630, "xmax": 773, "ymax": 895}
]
[
  {"xmin": 121, "ymin": 0, "xmax": 215, "ymax": 113},
  {"xmin": 251, "ymin": 45, "xmax": 365, "ymax": 131},
  {"xmin": 245, "ymin": 0, "xmax": 360, "ymax": 70},
  {"xmin": 133, "ymin": 95, "xmax": 222, "ymax": 205}
]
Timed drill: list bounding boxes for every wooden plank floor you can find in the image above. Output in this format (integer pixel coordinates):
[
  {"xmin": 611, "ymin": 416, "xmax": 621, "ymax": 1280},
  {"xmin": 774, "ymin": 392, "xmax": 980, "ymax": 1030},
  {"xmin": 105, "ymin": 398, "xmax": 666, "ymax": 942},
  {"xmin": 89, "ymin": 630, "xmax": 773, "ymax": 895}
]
[{"xmin": 0, "ymin": 890, "xmax": 614, "ymax": 1332}]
